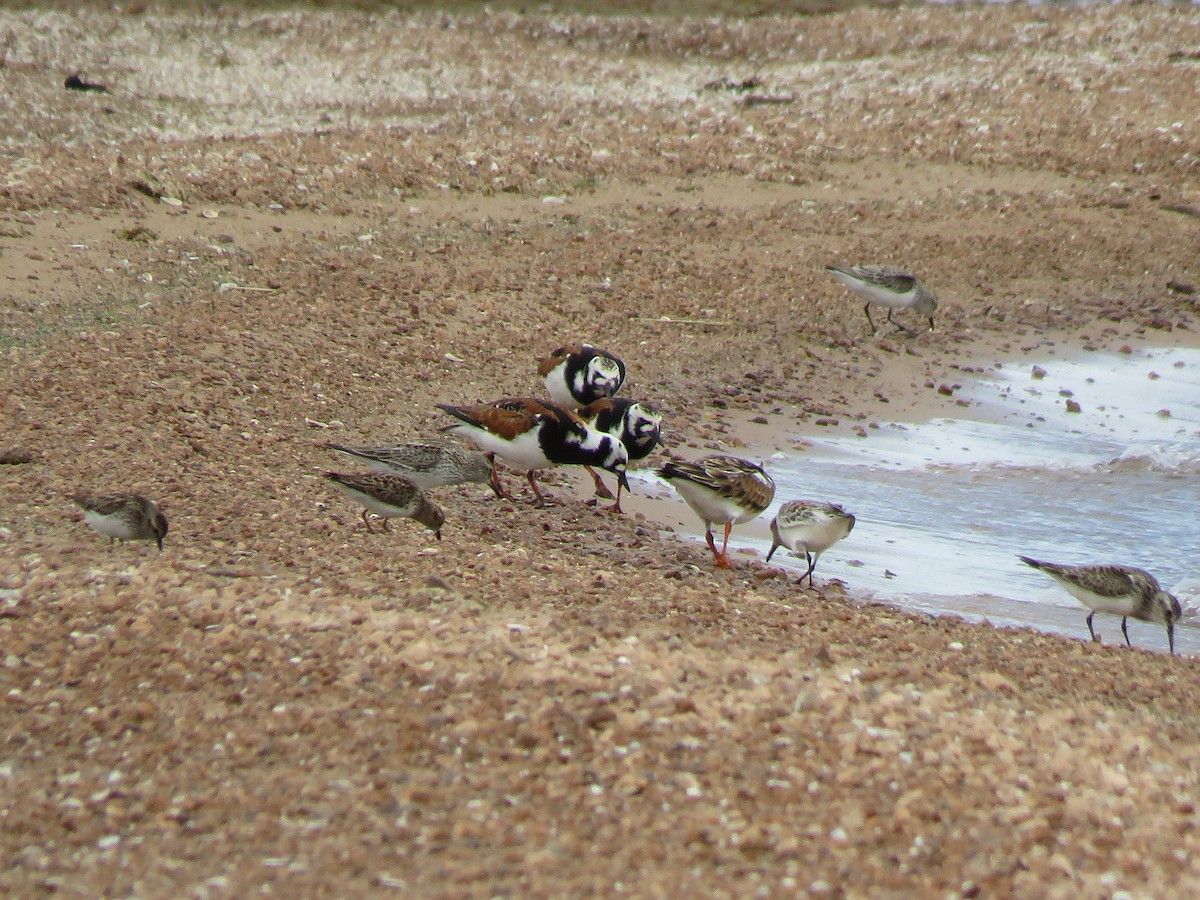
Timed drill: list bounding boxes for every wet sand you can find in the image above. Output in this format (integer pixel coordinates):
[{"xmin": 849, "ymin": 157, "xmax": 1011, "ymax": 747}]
[{"xmin": 3, "ymin": 3, "xmax": 1200, "ymax": 895}]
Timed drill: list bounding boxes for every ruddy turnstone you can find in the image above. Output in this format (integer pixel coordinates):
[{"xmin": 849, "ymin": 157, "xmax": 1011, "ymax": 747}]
[
  {"xmin": 538, "ymin": 344, "xmax": 626, "ymax": 408},
  {"xmin": 437, "ymin": 397, "xmax": 629, "ymax": 505},
  {"xmin": 324, "ymin": 472, "xmax": 445, "ymax": 538},
  {"xmin": 1018, "ymin": 556, "xmax": 1182, "ymax": 655},
  {"xmin": 70, "ymin": 492, "xmax": 168, "ymax": 550},
  {"xmin": 319, "ymin": 438, "xmax": 499, "ymax": 496},
  {"xmin": 766, "ymin": 500, "xmax": 856, "ymax": 585},
  {"xmin": 826, "ymin": 264, "xmax": 937, "ymax": 334},
  {"xmin": 658, "ymin": 455, "xmax": 775, "ymax": 568},
  {"xmin": 576, "ymin": 397, "xmax": 663, "ymax": 510}
]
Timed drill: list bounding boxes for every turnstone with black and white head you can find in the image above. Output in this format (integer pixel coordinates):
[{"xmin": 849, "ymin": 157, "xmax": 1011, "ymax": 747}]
[
  {"xmin": 658, "ymin": 455, "xmax": 775, "ymax": 568},
  {"xmin": 437, "ymin": 397, "xmax": 629, "ymax": 505},
  {"xmin": 1018, "ymin": 556, "xmax": 1182, "ymax": 655},
  {"xmin": 826, "ymin": 264, "xmax": 937, "ymax": 334},
  {"xmin": 766, "ymin": 500, "xmax": 856, "ymax": 585},
  {"xmin": 319, "ymin": 438, "xmax": 499, "ymax": 496},
  {"xmin": 324, "ymin": 472, "xmax": 445, "ymax": 538},
  {"xmin": 70, "ymin": 492, "xmax": 169, "ymax": 550},
  {"xmin": 538, "ymin": 344, "xmax": 626, "ymax": 408},
  {"xmin": 576, "ymin": 397, "xmax": 663, "ymax": 511}
]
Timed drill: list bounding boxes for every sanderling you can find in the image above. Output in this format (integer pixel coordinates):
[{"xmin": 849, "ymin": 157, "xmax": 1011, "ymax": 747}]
[
  {"xmin": 576, "ymin": 397, "xmax": 663, "ymax": 511},
  {"xmin": 826, "ymin": 264, "xmax": 937, "ymax": 334},
  {"xmin": 766, "ymin": 500, "xmax": 856, "ymax": 585},
  {"xmin": 538, "ymin": 344, "xmax": 626, "ymax": 408},
  {"xmin": 319, "ymin": 438, "xmax": 499, "ymax": 496},
  {"xmin": 324, "ymin": 472, "xmax": 445, "ymax": 538},
  {"xmin": 70, "ymin": 492, "xmax": 168, "ymax": 550},
  {"xmin": 1019, "ymin": 556, "xmax": 1182, "ymax": 655},
  {"xmin": 658, "ymin": 455, "xmax": 775, "ymax": 568},
  {"xmin": 437, "ymin": 397, "xmax": 629, "ymax": 505}
]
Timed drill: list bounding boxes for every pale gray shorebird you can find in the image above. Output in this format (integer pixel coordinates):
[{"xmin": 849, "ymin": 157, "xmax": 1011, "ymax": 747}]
[
  {"xmin": 324, "ymin": 472, "xmax": 445, "ymax": 539},
  {"xmin": 826, "ymin": 264, "xmax": 937, "ymax": 334},
  {"xmin": 658, "ymin": 455, "xmax": 775, "ymax": 569},
  {"xmin": 70, "ymin": 492, "xmax": 168, "ymax": 550},
  {"xmin": 319, "ymin": 438, "xmax": 500, "ymax": 496},
  {"xmin": 1018, "ymin": 556, "xmax": 1182, "ymax": 655},
  {"xmin": 766, "ymin": 500, "xmax": 856, "ymax": 585}
]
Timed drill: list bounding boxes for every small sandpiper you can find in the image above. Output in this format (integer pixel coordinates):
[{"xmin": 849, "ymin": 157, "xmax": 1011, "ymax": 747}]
[
  {"xmin": 324, "ymin": 472, "xmax": 445, "ymax": 538},
  {"xmin": 1018, "ymin": 556, "xmax": 1182, "ymax": 655},
  {"xmin": 826, "ymin": 264, "xmax": 938, "ymax": 334},
  {"xmin": 658, "ymin": 455, "xmax": 775, "ymax": 568},
  {"xmin": 437, "ymin": 397, "xmax": 629, "ymax": 505},
  {"xmin": 538, "ymin": 344, "xmax": 626, "ymax": 408},
  {"xmin": 319, "ymin": 438, "xmax": 500, "ymax": 496},
  {"xmin": 766, "ymin": 500, "xmax": 856, "ymax": 585},
  {"xmin": 70, "ymin": 492, "xmax": 169, "ymax": 550}
]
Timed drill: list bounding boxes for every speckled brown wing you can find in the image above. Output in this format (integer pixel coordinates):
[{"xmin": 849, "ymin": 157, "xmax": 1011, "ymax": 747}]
[
  {"xmin": 849, "ymin": 265, "xmax": 917, "ymax": 293},
  {"xmin": 1019, "ymin": 557, "xmax": 1159, "ymax": 598},
  {"xmin": 70, "ymin": 492, "xmax": 140, "ymax": 516},
  {"xmin": 661, "ymin": 456, "xmax": 775, "ymax": 513},
  {"xmin": 325, "ymin": 472, "xmax": 422, "ymax": 507},
  {"xmin": 536, "ymin": 344, "xmax": 584, "ymax": 378}
]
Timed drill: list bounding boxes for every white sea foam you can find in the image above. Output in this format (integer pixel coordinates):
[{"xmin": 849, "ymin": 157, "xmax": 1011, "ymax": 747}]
[{"xmin": 1108, "ymin": 442, "xmax": 1200, "ymax": 474}]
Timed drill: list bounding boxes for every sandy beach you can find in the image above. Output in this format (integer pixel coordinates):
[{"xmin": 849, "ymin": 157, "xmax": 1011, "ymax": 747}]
[{"xmin": 3, "ymin": 2, "xmax": 1200, "ymax": 894}]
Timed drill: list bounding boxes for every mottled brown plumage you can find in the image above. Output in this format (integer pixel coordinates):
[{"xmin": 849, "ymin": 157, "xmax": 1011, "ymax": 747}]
[
  {"xmin": 658, "ymin": 455, "xmax": 775, "ymax": 568},
  {"xmin": 325, "ymin": 472, "xmax": 445, "ymax": 538},
  {"xmin": 1019, "ymin": 556, "xmax": 1182, "ymax": 655},
  {"xmin": 70, "ymin": 492, "xmax": 169, "ymax": 550}
]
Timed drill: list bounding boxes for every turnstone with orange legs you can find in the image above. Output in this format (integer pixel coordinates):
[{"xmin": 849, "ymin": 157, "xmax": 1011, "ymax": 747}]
[
  {"xmin": 70, "ymin": 492, "xmax": 168, "ymax": 550},
  {"xmin": 766, "ymin": 500, "xmax": 856, "ymax": 585},
  {"xmin": 324, "ymin": 472, "xmax": 444, "ymax": 538},
  {"xmin": 437, "ymin": 398, "xmax": 629, "ymax": 505},
  {"xmin": 826, "ymin": 264, "xmax": 937, "ymax": 334},
  {"xmin": 1018, "ymin": 556, "xmax": 1182, "ymax": 655},
  {"xmin": 319, "ymin": 438, "xmax": 499, "ymax": 496},
  {"xmin": 576, "ymin": 397, "xmax": 663, "ymax": 511},
  {"xmin": 538, "ymin": 344, "xmax": 626, "ymax": 408},
  {"xmin": 658, "ymin": 455, "xmax": 775, "ymax": 568}
]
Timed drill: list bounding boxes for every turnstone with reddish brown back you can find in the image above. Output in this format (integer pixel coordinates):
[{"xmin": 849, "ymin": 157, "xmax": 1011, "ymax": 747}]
[
  {"xmin": 437, "ymin": 397, "xmax": 629, "ymax": 505},
  {"xmin": 324, "ymin": 472, "xmax": 444, "ymax": 538},
  {"xmin": 766, "ymin": 500, "xmax": 856, "ymax": 585},
  {"xmin": 1018, "ymin": 556, "xmax": 1182, "ymax": 655},
  {"xmin": 319, "ymin": 438, "xmax": 499, "ymax": 496},
  {"xmin": 658, "ymin": 455, "xmax": 775, "ymax": 568},
  {"xmin": 826, "ymin": 264, "xmax": 937, "ymax": 334},
  {"xmin": 538, "ymin": 344, "xmax": 626, "ymax": 408},
  {"xmin": 70, "ymin": 492, "xmax": 169, "ymax": 550},
  {"xmin": 576, "ymin": 397, "xmax": 663, "ymax": 511}
]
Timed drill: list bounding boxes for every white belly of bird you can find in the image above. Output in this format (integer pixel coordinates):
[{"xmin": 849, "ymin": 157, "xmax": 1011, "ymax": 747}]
[
  {"xmin": 447, "ymin": 423, "xmax": 552, "ymax": 471},
  {"xmin": 1059, "ymin": 582, "xmax": 1137, "ymax": 617},
  {"xmin": 543, "ymin": 368, "xmax": 575, "ymax": 408},
  {"xmin": 83, "ymin": 510, "xmax": 139, "ymax": 541},
  {"xmin": 336, "ymin": 485, "xmax": 417, "ymax": 519},
  {"xmin": 672, "ymin": 480, "xmax": 759, "ymax": 526},
  {"xmin": 831, "ymin": 272, "xmax": 914, "ymax": 310},
  {"xmin": 777, "ymin": 517, "xmax": 851, "ymax": 555}
]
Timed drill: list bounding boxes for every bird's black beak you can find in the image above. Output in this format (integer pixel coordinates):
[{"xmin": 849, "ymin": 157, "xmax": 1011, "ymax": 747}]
[
  {"xmin": 434, "ymin": 529, "xmax": 443, "ymax": 541},
  {"xmin": 618, "ymin": 470, "xmax": 630, "ymax": 492},
  {"xmin": 928, "ymin": 316, "xmax": 936, "ymax": 332},
  {"xmin": 156, "ymin": 536, "xmax": 164, "ymax": 551}
]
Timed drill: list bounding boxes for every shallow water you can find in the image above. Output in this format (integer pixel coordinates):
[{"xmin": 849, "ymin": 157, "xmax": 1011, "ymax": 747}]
[{"xmin": 646, "ymin": 345, "xmax": 1200, "ymax": 656}]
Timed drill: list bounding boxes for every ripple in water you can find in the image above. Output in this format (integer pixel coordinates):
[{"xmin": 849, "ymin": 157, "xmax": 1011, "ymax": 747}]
[{"xmin": 754, "ymin": 345, "xmax": 1200, "ymax": 655}]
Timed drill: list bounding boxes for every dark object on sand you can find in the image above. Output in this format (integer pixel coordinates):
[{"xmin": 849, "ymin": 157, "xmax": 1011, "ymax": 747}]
[{"xmin": 65, "ymin": 73, "xmax": 108, "ymax": 93}]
